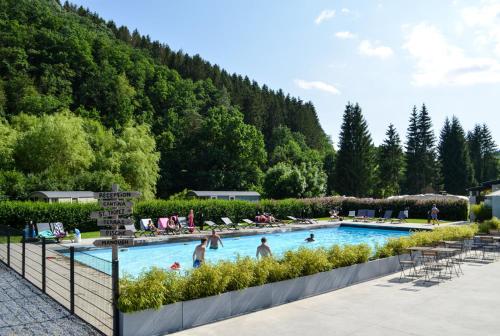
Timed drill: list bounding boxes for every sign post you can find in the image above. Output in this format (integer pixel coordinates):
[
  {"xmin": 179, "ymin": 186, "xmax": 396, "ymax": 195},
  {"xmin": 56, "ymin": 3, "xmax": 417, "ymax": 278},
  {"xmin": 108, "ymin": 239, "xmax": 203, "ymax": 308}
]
[{"xmin": 91, "ymin": 184, "xmax": 140, "ymax": 336}]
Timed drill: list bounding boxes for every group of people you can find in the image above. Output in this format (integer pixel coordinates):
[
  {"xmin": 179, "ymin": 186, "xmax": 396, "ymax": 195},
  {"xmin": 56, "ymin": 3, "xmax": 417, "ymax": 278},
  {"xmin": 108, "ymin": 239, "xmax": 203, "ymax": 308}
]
[
  {"xmin": 255, "ymin": 213, "xmax": 277, "ymax": 224},
  {"xmin": 191, "ymin": 230, "xmax": 316, "ymax": 268},
  {"xmin": 147, "ymin": 209, "xmax": 196, "ymax": 234}
]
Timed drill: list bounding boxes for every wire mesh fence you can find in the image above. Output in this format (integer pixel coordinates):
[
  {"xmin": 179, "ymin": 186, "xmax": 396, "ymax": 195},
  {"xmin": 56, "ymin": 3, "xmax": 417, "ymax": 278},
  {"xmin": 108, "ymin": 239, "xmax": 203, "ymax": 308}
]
[{"xmin": 0, "ymin": 226, "xmax": 115, "ymax": 336}]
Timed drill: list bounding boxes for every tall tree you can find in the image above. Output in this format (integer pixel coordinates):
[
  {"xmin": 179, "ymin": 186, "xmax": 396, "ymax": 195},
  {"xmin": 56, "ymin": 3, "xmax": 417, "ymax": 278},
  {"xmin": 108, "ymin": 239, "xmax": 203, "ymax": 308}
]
[
  {"xmin": 467, "ymin": 124, "xmax": 499, "ymax": 182},
  {"xmin": 417, "ymin": 104, "xmax": 438, "ymax": 192},
  {"xmin": 376, "ymin": 124, "xmax": 404, "ymax": 197},
  {"xmin": 404, "ymin": 104, "xmax": 438, "ymax": 194},
  {"xmin": 334, "ymin": 103, "xmax": 374, "ymax": 197},
  {"xmin": 438, "ymin": 116, "xmax": 475, "ymax": 195},
  {"xmin": 403, "ymin": 106, "xmax": 420, "ymax": 193}
]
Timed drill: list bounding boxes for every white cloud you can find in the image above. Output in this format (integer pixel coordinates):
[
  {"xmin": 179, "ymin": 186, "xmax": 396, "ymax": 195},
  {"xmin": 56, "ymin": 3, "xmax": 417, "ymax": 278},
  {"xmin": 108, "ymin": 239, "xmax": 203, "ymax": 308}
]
[
  {"xmin": 315, "ymin": 9, "xmax": 335, "ymax": 24},
  {"xmin": 358, "ymin": 40, "xmax": 394, "ymax": 59},
  {"xmin": 461, "ymin": 1, "xmax": 500, "ymax": 56},
  {"xmin": 335, "ymin": 31, "xmax": 356, "ymax": 39},
  {"xmin": 403, "ymin": 22, "xmax": 500, "ymax": 86},
  {"xmin": 294, "ymin": 79, "xmax": 340, "ymax": 95},
  {"xmin": 341, "ymin": 8, "xmax": 350, "ymax": 14}
]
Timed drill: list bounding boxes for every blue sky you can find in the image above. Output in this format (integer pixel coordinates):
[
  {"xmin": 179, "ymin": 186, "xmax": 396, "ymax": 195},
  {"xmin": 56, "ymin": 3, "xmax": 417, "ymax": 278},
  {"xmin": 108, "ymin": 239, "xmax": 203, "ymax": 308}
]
[{"xmin": 71, "ymin": 0, "xmax": 500, "ymax": 146}]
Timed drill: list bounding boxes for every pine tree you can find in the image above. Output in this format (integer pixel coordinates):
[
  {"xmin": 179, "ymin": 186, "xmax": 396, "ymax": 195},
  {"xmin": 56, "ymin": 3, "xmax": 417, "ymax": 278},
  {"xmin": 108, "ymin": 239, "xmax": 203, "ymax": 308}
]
[
  {"xmin": 376, "ymin": 124, "xmax": 404, "ymax": 197},
  {"xmin": 403, "ymin": 106, "xmax": 420, "ymax": 193},
  {"xmin": 467, "ymin": 124, "xmax": 499, "ymax": 182},
  {"xmin": 417, "ymin": 104, "xmax": 438, "ymax": 192},
  {"xmin": 480, "ymin": 124, "xmax": 499, "ymax": 181},
  {"xmin": 334, "ymin": 103, "xmax": 374, "ymax": 197},
  {"xmin": 439, "ymin": 116, "xmax": 475, "ymax": 195},
  {"xmin": 467, "ymin": 125, "xmax": 483, "ymax": 183}
]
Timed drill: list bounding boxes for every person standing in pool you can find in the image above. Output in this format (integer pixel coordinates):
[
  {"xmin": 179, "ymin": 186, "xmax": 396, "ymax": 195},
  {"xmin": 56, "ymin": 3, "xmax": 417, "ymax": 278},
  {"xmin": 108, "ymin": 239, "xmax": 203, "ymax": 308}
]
[
  {"xmin": 192, "ymin": 238, "xmax": 207, "ymax": 268},
  {"xmin": 207, "ymin": 229, "xmax": 224, "ymax": 250},
  {"xmin": 256, "ymin": 237, "xmax": 272, "ymax": 259},
  {"xmin": 305, "ymin": 233, "xmax": 315, "ymax": 242}
]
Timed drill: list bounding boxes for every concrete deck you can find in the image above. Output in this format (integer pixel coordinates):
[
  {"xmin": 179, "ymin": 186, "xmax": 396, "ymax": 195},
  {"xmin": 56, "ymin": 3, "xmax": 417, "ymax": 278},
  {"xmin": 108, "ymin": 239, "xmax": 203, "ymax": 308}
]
[{"xmin": 175, "ymin": 257, "xmax": 500, "ymax": 336}]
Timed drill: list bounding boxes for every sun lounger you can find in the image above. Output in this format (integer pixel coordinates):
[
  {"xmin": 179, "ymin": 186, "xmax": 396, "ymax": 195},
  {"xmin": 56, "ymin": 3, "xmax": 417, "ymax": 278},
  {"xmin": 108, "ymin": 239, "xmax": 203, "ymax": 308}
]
[
  {"xmin": 242, "ymin": 218, "xmax": 263, "ymax": 228},
  {"xmin": 376, "ymin": 210, "xmax": 393, "ymax": 222},
  {"xmin": 36, "ymin": 222, "xmax": 59, "ymax": 242},
  {"xmin": 140, "ymin": 218, "xmax": 156, "ymax": 236},
  {"xmin": 50, "ymin": 222, "xmax": 67, "ymax": 240},
  {"xmin": 391, "ymin": 211, "xmax": 408, "ymax": 224},
  {"xmin": 157, "ymin": 217, "xmax": 175, "ymax": 235},
  {"xmin": 204, "ymin": 220, "xmax": 225, "ymax": 231},
  {"xmin": 363, "ymin": 210, "xmax": 376, "ymax": 222},
  {"xmin": 287, "ymin": 216, "xmax": 317, "ymax": 225},
  {"xmin": 178, "ymin": 216, "xmax": 199, "ymax": 233},
  {"xmin": 221, "ymin": 217, "xmax": 244, "ymax": 230},
  {"xmin": 354, "ymin": 209, "xmax": 368, "ymax": 222},
  {"xmin": 123, "ymin": 224, "xmax": 138, "ymax": 237}
]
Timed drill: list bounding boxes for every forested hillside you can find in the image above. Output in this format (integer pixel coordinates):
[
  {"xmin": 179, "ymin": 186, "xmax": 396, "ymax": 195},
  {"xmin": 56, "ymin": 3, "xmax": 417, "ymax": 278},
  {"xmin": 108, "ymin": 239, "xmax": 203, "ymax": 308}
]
[{"xmin": 0, "ymin": 0, "xmax": 332, "ymax": 199}]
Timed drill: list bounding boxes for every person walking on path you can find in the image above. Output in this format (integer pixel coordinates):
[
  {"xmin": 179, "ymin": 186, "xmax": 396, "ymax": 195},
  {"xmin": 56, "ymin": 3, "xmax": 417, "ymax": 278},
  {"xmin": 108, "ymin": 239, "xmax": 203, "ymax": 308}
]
[{"xmin": 431, "ymin": 204, "xmax": 440, "ymax": 225}]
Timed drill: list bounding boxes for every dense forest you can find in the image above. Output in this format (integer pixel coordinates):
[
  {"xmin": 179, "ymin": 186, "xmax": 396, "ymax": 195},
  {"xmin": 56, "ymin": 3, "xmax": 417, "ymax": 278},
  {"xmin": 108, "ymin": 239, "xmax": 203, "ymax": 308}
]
[{"xmin": 0, "ymin": 0, "xmax": 498, "ymax": 200}]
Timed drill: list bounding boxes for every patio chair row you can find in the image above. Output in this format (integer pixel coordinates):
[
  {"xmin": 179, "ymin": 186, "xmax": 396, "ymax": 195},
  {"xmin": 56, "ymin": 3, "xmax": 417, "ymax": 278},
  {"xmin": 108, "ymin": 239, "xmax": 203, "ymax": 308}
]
[{"xmin": 348, "ymin": 209, "xmax": 408, "ymax": 223}]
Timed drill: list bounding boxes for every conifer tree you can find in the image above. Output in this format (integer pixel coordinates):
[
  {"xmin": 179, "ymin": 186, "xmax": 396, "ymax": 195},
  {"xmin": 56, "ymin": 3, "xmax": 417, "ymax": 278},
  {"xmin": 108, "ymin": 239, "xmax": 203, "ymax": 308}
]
[
  {"xmin": 334, "ymin": 103, "xmax": 374, "ymax": 197},
  {"xmin": 467, "ymin": 124, "xmax": 499, "ymax": 182},
  {"xmin": 376, "ymin": 124, "xmax": 404, "ymax": 197},
  {"xmin": 417, "ymin": 104, "xmax": 438, "ymax": 192},
  {"xmin": 438, "ymin": 116, "xmax": 475, "ymax": 195},
  {"xmin": 480, "ymin": 124, "xmax": 499, "ymax": 181},
  {"xmin": 403, "ymin": 106, "xmax": 420, "ymax": 193}
]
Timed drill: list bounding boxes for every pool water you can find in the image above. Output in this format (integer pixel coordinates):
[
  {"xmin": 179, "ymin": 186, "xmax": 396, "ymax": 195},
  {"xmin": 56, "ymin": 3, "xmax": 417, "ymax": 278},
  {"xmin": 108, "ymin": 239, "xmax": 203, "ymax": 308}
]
[{"xmin": 74, "ymin": 226, "xmax": 410, "ymax": 277}]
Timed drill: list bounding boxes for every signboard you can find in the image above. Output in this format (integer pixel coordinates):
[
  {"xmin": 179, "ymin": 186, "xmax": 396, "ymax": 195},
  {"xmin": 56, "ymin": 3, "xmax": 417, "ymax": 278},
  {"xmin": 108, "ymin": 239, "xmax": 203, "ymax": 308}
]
[
  {"xmin": 90, "ymin": 208, "xmax": 133, "ymax": 218},
  {"xmin": 100, "ymin": 229, "xmax": 135, "ymax": 237},
  {"xmin": 99, "ymin": 199, "xmax": 133, "ymax": 208},
  {"xmin": 93, "ymin": 238, "xmax": 135, "ymax": 247},
  {"xmin": 97, "ymin": 218, "xmax": 134, "ymax": 226},
  {"xmin": 94, "ymin": 191, "xmax": 141, "ymax": 199}
]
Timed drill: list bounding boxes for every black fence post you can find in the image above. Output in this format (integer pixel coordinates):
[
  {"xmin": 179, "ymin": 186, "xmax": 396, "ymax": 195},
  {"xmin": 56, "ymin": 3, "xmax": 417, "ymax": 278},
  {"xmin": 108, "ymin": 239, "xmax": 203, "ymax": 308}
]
[
  {"xmin": 7, "ymin": 229, "xmax": 10, "ymax": 267},
  {"xmin": 112, "ymin": 259, "xmax": 120, "ymax": 336},
  {"xmin": 70, "ymin": 246, "xmax": 75, "ymax": 314},
  {"xmin": 41, "ymin": 237, "xmax": 46, "ymax": 293},
  {"xmin": 22, "ymin": 238, "xmax": 25, "ymax": 278}
]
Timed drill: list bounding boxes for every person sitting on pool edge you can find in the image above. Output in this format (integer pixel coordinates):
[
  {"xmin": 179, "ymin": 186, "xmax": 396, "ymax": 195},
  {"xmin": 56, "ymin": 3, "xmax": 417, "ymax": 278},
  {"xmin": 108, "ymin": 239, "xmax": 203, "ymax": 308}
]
[
  {"xmin": 305, "ymin": 233, "xmax": 315, "ymax": 242},
  {"xmin": 256, "ymin": 237, "xmax": 272, "ymax": 259},
  {"xmin": 207, "ymin": 229, "xmax": 224, "ymax": 250},
  {"xmin": 192, "ymin": 237, "xmax": 207, "ymax": 268}
]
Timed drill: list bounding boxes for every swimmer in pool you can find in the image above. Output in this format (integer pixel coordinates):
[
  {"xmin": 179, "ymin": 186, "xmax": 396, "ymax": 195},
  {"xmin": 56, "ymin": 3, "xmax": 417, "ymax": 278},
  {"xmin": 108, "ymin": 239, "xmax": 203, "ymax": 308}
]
[
  {"xmin": 207, "ymin": 229, "xmax": 224, "ymax": 250},
  {"xmin": 192, "ymin": 238, "xmax": 207, "ymax": 268},
  {"xmin": 305, "ymin": 233, "xmax": 315, "ymax": 242}
]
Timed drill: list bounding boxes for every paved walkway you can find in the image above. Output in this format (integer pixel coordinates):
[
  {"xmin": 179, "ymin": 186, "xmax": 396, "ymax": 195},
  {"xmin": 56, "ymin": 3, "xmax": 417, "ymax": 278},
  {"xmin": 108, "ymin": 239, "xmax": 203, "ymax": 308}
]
[
  {"xmin": 0, "ymin": 263, "xmax": 99, "ymax": 336},
  {"xmin": 176, "ymin": 257, "xmax": 500, "ymax": 336}
]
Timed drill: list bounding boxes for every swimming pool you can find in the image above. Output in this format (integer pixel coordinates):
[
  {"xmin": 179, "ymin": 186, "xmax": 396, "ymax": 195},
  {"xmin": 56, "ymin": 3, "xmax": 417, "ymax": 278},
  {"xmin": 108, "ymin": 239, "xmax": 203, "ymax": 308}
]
[{"xmin": 72, "ymin": 225, "xmax": 410, "ymax": 277}]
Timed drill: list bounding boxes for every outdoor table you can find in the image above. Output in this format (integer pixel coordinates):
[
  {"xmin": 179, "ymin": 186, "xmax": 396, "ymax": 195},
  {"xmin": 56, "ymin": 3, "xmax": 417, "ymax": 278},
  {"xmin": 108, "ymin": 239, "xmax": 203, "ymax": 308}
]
[
  {"xmin": 442, "ymin": 240, "xmax": 462, "ymax": 245},
  {"xmin": 407, "ymin": 246, "xmax": 432, "ymax": 252}
]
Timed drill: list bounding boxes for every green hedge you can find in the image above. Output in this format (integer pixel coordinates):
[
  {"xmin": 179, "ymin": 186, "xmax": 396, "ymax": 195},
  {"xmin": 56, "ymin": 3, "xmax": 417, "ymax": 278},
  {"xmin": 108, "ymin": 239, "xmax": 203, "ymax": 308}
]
[
  {"xmin": 117, "ymin": 225, "xmax": 476, "ymax": 313},
  {"xmin": 0, "ymin": 196, "xmax": 468, "ymax": 231},
  {"xmin": 133, "ymin": 196, "xmax": 468, "ymax": 223},
  {"xmin": 0, "ymin": 201, "xmax": 100, "ymax": 231}
]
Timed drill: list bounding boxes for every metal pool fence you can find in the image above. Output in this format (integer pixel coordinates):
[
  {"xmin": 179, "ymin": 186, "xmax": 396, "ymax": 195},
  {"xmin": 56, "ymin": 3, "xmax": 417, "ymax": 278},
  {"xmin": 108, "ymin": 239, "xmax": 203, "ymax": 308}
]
[{"xmin": 0, "ymin": 226, "xmax": 118, "ymax": 336}]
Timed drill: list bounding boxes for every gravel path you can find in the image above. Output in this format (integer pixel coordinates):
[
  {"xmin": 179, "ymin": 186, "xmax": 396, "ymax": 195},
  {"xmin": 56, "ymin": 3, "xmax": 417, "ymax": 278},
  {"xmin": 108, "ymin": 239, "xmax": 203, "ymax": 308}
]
[{"xmin": 0, "ymin": 263, "xmax": 100, "ymax": 336}]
